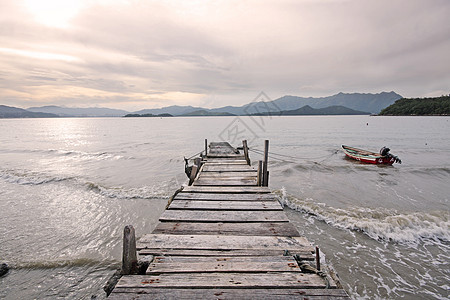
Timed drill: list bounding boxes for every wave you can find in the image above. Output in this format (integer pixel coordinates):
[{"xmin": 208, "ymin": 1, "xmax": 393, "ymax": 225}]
[
  {"xmin": 47, "ymin": 149, "xmax": 127, "ymax": 161},
  {"xmin": 86, "ymin": 182, "xmax": 170, "ymax": 199},
  {"xmin": 9, "ymin": 258, "xmax": 118, "ymax": 270},
  {"xmin": 282, "ymin": 161, "xmax": 450, "ymax": 178},
  {"xmin": 1, "ymin": 169, "xmax": 173, "ymax": 199},
  {"xmin": 405, "ymin": 166, "xmax": 450, "ymax": 177},
  {"xmin": 0, "ymin": 170, "xmax": 73, "ymax": 185},
  {"xmin": 275, "ymin": 188, "xmax": 450, "ymax": 244},
  {"xmin": 16, "ymin": 148, "xmax": 129, "ymax": 161}
]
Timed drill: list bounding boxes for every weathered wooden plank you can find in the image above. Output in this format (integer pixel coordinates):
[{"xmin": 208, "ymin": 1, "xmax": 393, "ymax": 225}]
[
  {"xmin": 209, "ymin": 143, "xmax": 237, "ymax": 152},
  {"xmin": 175, "ymin": 192, "xmax": 277, "ymax": 201},
  {"xmin": 115, "ymin": 272, "xmax": 334, "ymax": 289},
  {"xmin": 203, "ymin": 164, "xmax": 254, "ymax": 171},
  {"xmin": 198, "ymin": 171, "xmax": 258, "ymax": 178},
  {"xmin": 152, "ymin": 222, "xmax": 300, "ymax": 237},
  {"xmin": 150, "ymin": 256, "xmax": 299, "ymax": 263},
  {"xmin": 182, "ymin": 186, "xmax": 271, "ymax": 193},
  {"xmin": 137, "ymin": 234, "xmax": 313, "ymax": 252},
  {"xmin": 168, "ymin": 200, "xmax": 282, "ymax": 211},
  {"xmin": 146, "ymin": 261, "xmax": 299, "ymax": 274},
  {"xmin": 204, "ymin": 159, "xmax": 248, "ymax": 163},
  {"xmin": 207, "ymin": 154, "xmax": 245, "ymax": 158},
  {"xmin": 204, "ymin": 161, "xmax": 248, "ymax": 165},
  {"xmin": 209, "ymin": 144, "xmax": 237, "ymax": 151},
  {"xmin": 110, "ymin": 288, "xmax": 350, "ymax": 299},
  {"xmin": 147, "ymin": 256, "xmax": 301, "ymax": 274},
  {"xmin": 194, "ymin": 179, "xmax": 257, "ymax": 186},
  {"xmin": 197, "ymin": 175, "xmax": 257, "ymax": 180},
  {"xmin": 159, "ymin": 210, "xmax": 289, "ymax": 222},
  {"xmin": 138, "ymin": 249, "xmax": 315, "ymax": 260}
]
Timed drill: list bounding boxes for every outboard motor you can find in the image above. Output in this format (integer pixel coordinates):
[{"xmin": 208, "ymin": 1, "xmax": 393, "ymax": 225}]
[{"xmin": 380, "ymin": 146, "xmax": 390, "ymax": 156}]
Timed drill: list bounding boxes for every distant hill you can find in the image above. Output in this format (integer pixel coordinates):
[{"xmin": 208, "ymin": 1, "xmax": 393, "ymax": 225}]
[
  {"xmin": 124, "ymin": 113, "xmax": 173, "ymax": 117},
  {"xmin": 180, "ymin": 110, "xmax": 235, "ymax": 116},
  {"xmin": 133, "ymin": 105, "xmax": 203, "ymax": 116},
  {"xmin": 379, "ymin": 95, "xmax": 450, "ymax": 116},
  {"xmin": 3, "ymin": 91, "xmax": 401, "ymax": 118},
  {"xmin": 0, "ymin": 105, "xmax": 58, "ymax": 118},
  {"xmin": 251, "ymin": 105, "xmax": 370, "ymax": 116},
  {"xmin": 27, "ymin": 105, "xmax": 128, "ymax": 117},
  {"xmin": 127, "ymin": 92, "xmax": 400, "ymax": 116},
  {"xmin": 237, "ymin": 91, "xmax": 401, "ymax": 115}
]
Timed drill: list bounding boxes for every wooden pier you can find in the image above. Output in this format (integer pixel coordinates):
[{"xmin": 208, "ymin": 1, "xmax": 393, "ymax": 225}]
[{"xmin": 109, "ymin": 141, "xmax": 349, "ymax": 299}]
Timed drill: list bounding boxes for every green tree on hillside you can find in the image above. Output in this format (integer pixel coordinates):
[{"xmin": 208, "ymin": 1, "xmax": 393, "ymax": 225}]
[{"xmin": 379, "ymin": 95, "xmax": 450, "ymax": 115}]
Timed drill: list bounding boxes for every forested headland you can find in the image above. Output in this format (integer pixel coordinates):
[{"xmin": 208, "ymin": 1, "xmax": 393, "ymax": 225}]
[{"xmin": 379, "ymin": 95, "xmax": 450, "ymax": 116}]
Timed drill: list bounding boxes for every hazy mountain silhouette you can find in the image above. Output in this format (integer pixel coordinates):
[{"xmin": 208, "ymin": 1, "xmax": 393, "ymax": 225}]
[
  {"xmin": 0, "ymin": 105, "xmax": 58, "ymax": 118},
  {"xmin": 27, "ymin": 105, "xmax": 128, "ymax": 117}
]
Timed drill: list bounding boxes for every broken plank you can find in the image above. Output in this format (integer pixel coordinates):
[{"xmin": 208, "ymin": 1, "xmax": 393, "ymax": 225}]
[
  {"xmin": 110, "ymin": 288, "xmax": 350, "ymax": 299},
  {"xmin": 152, "ymin": 222, "xmax": 300, "ymax": 236},
  {"xmin": 182, "ymin": 186, "xmax": 270, "ymax": 193},
  {"xmin": 159, "ymin": 210, "xmax": 289, "ymax": 222},
  {"xmin": 115, "ymin": 272, "xmax": 334, "ymax": 289},
  {"xmin": 137, "ymin": 234, "xmax": 313, "ymax": 252},
  {"xmin": 168, "ymin": 200, "xmax": 282, "ymax": 211}
]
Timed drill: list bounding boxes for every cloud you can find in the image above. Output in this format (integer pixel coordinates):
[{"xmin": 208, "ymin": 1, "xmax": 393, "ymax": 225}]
[{"xmin": 0, "ymin": 0, "xmax": 449, "ymax": 110}]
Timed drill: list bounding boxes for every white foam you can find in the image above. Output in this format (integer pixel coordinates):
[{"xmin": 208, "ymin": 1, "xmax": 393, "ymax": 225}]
[{"xmin": 276, "ymin": 188, "xmax": 450, "ymax": 243}]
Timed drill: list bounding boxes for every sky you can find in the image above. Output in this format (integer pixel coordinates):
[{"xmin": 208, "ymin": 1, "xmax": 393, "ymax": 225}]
[{"xmin": 0, "ymin": 0, "xmax": 449, "ymax": 111}]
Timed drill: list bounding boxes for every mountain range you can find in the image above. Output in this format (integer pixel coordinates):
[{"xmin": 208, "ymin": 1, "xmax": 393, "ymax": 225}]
[
  {"xmin": 133, "ymin": 91, "xmax": 400, "ymax": 116},
  {"xmin": 1, "ymin": 91, "xmax": 401, "ymax": 118},
  {"xmin": 0, "ymin": 105, "xmax": 59, "ymax": 118},
  {"xmin": 251, "ymin": 105, "xmax": 370, "ymax": 116},
  {"xmin": 27, "ymin": 105, "xmax": 128, "ymax": 117}
]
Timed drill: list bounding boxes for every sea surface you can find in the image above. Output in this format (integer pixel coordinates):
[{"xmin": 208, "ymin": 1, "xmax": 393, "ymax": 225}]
[{"xmin": 0, "ymin": 116, "xmax": 448, "ymax": 299}]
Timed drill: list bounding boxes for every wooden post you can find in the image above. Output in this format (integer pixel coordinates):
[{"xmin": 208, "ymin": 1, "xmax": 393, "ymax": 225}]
[
  {"xmin": 315, "ymin": 246, "xmax": 321, "ymax": 271},
  {"xmin": 189, "ymin": 157, "xmax": 202, "ymax": 185},
  {"xmin": 263, "ymin": 140, "xmax": 269, "ymax": 187},
  {"xmin": 242, "ymin": 140, "xmax": 250, "ymax": 165},
  {"xmin": 205, "ymin": 139, "xmax": 208, "ymax": 156},
  {"xmin": 194, "ymin": 157, "xmax": 201, "ymax": 168},
  {"xmin": 257, "ymin": 160, "xmax": 262, "ymax": 186},
  {"xmin": 122, "ymin": 225, "xmax": 137, "ymax": 275},
  {"xmin": 188, "ymin": 165, "xmax": 198, "ymax": 186}
]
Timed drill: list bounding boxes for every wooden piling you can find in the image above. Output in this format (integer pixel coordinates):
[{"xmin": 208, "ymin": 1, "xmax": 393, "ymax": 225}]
[
  {"xmin": 122, "ymin": 225, "xmax": 137, "ymax": 275},
  {"xmin": 257, "ymin": 160, "xmax": 262, "ymax": 186},
  {"xmin": 189, "ymin": 158, "xmax": 202, "ymax": 186},
  {"xmin": 205, "ymin": 139, "xmax": 208, "ymax": 156},
  {"xmin": 316, "ymin": 246, "xmax": 321, "ymax": 271},
  {"xmin": 262, "ymin": 140, "xmax": 269, "ymax": 187},
  {"xmin": 242, "ymin": 140, "xmax": 250, "ymax": 165}
]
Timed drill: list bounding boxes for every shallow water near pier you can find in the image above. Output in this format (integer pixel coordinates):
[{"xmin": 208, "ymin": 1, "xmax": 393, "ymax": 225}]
[{"xmin": 0, "ymin": 116, "xmax": 448, "ymax": 299}]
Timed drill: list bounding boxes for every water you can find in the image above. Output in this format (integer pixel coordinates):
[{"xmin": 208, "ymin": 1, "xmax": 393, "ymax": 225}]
[{"xmin": 0, "ymin": 116, "xmax": 448, "ymax": 299}]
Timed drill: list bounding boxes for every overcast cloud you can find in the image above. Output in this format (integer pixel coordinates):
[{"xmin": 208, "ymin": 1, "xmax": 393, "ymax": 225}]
[{"xmin": 0, "ymin": 0, "xmax": 449, "ymax": 110}]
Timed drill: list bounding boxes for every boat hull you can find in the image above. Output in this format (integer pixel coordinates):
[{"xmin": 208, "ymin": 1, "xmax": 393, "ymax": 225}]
[{"xmin": 342, "ymin": 145, "xmax": 397, "ymax": 165}]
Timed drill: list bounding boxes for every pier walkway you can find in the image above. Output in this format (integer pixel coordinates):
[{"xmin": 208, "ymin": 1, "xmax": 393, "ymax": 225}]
[{"xmin": 109, "ymin": 141, "xmax": 349, "ymax": 299}]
